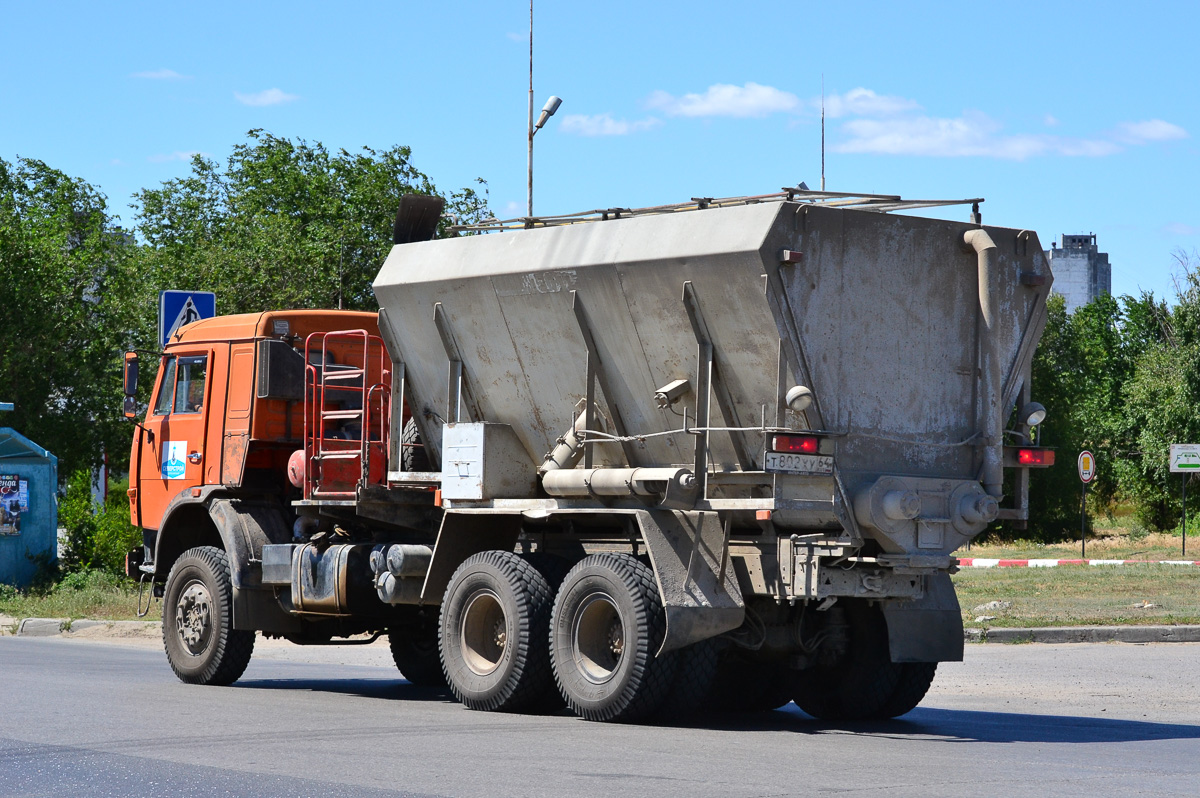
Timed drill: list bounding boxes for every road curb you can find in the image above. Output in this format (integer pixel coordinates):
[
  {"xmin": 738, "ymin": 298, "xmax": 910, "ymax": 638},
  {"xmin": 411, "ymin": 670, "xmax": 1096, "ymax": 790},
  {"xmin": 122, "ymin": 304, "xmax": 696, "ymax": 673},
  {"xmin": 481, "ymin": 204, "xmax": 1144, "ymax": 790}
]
[
  {"xmin": 12, "ymin": 618, "xmax": 161, "ymax": 638},
  {"xmin": 966, "ymin": 625, "xmax": 1200, "ymax": 644},
  {"xmin": 16, "ymin": 618, "xmax": 69, "ymax": 636}
]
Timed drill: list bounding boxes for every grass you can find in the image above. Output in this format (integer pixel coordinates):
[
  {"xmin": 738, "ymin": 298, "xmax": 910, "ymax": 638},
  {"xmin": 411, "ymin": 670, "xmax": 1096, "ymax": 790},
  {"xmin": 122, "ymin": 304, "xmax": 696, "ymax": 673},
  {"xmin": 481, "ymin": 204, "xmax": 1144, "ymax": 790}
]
[
  {"xmin": 0, "ymin": 571, "xmax": 161, "ymax": 627},
  {"xmin": 957, "ymin": 531, "xmax": 1194, "ymax": 561},
  {"xmin": 953, "ymin": 564, "xmax": 1200, "ymax": 628}
]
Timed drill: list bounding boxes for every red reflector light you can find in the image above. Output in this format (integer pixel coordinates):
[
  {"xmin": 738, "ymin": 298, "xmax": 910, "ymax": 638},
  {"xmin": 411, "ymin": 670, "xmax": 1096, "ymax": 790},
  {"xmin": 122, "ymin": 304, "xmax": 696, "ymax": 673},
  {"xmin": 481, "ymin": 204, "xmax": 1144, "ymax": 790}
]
[
  {"xmin": 1017, "ymin": 448, "xmax": 1055, "ymax": 466},
  {"xmin": 770, "ymin": 434, "xmax": 819, "ymax": 454}
]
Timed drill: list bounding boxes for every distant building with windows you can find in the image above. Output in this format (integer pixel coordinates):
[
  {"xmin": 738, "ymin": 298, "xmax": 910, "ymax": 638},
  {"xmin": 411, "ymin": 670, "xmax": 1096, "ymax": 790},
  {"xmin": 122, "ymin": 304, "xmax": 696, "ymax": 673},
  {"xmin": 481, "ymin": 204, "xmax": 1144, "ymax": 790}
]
[{"xmin": 1046, "ymin": 233, "xmax": 1111, "ymax": 312}]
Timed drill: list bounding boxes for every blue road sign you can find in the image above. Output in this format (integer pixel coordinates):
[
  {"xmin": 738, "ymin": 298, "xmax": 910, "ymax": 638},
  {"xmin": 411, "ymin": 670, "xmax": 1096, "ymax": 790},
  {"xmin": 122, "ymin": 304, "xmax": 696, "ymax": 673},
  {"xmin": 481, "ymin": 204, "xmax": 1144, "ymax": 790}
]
[{"xmin": 159, "ymin": 290, "xmax": 216, "ymax": 348}]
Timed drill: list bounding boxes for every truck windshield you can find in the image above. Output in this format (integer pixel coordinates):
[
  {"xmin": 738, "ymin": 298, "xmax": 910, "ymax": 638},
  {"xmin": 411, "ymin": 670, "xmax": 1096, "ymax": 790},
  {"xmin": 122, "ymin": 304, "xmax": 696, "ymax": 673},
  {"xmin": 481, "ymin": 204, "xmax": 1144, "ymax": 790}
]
[{"xmin": 153, "ymin": 358, "xmax": 176, "ymax": 416}]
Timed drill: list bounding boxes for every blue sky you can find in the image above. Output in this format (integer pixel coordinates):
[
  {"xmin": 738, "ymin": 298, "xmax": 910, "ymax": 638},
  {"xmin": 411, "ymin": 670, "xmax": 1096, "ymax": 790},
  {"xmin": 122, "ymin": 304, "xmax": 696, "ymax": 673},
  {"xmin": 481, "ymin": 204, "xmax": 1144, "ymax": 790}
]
[{"xmin": 3, "ymin": 1, "xmax": 1196, "ymax": 303}]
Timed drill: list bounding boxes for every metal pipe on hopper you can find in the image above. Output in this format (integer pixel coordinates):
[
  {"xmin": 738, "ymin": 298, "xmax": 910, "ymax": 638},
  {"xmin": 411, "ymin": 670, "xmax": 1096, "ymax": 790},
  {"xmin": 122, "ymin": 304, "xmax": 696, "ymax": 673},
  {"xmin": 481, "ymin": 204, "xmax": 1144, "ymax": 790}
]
[{"xmin": 962, "ymin": 228, "xmax": 1003, "ymax": 498}]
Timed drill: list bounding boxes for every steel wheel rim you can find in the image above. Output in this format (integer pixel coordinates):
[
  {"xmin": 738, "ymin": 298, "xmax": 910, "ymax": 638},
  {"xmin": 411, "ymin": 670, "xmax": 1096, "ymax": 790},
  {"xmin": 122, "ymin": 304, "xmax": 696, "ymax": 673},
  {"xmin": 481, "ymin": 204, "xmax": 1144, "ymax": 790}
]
[
  {"xmin": 460, "ymin": 588, "xmax": 507, "ymax": 676},
  {"xmin": 572, "ymin": 592, "xmax": 624, "ymax": 685},
  {"xmin": 175, "ymin": 579, "xmax": 214, "ymax": 656}
]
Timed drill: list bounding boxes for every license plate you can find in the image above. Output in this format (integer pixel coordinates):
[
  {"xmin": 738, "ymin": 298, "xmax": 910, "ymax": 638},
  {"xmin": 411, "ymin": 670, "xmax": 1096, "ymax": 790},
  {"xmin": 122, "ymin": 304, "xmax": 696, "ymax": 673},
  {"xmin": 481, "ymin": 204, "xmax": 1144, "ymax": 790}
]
[{"xmin": 764, "ymin": 451, "xmax": 834, "ymax": 475}]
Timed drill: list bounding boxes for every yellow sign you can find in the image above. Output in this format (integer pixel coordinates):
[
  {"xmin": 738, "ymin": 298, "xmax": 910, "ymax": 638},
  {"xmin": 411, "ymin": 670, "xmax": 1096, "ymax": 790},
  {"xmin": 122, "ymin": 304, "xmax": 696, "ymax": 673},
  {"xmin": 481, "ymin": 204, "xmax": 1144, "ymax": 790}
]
[{"xmin": 1077, "ymin": 451, "xmax": 1096, "ymax": 483}]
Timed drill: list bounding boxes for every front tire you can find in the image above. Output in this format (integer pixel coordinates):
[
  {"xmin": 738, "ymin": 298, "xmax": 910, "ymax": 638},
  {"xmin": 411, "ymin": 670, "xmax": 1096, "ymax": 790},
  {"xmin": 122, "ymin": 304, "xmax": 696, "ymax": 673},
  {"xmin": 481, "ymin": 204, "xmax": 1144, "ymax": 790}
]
[
  {"xmin": 162, "ymin": 546, "xmax": 254, "ymax": 686},
  {"xmin": 550, "ymin": 553, "xmax": 677, "ymax": 722},
  {"xmin": 439, "ymin": 551, "xmax": 556, "ymax": 712}
]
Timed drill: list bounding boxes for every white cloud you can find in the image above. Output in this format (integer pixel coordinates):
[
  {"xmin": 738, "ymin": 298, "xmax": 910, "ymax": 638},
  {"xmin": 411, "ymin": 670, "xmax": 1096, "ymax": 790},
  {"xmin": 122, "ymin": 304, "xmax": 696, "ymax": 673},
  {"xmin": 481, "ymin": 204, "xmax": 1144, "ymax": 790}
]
[
  {"xmin": 506, "ymin": 32, "xmax": 526, "ymax": 43},
  {"xmin": 132, "ymin": 68, "xmax": 188, "ymax": 80},
  {"xmin": 1114, "ymin": 119, "xmax": 1187, "ymax": 144},
  {"xmin": 559, "ymin": 113, "xmax": 662, "ymax": 136},
  {"xmin": 502, "ymin": 200, "xmax": 523, "ymax": 217},
  {"xmin": 646, "ymin": 82, "xmax": 799, "ymax": 118},
  {"xmin": 1044, "ymin": 114, "xmax": 1059, "ymax": 127},
  {"xmin": 834, "ymin": 111, "xmax": 1121, "ymax": 160},
  {"xmin": 147, "ymin": 151, "xmax": 208, "ymax": 163},
  {"xmin": 821, "ymin": 88, "xmax": 919, "ymax": 119},
  {"xmin": 234, "ymin": 88, "xmax": 300, "ymax": 107},
  {"xmin": 1165, "ymin": 222, "xmax": 1199, "ymax": 236}
]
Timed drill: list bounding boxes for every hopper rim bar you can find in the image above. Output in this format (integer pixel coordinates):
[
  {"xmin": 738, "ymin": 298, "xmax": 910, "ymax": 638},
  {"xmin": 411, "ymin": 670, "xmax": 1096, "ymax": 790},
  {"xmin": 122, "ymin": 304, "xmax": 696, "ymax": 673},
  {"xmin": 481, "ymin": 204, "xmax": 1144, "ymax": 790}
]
[{"xmin": 448, "ymin": 188, "xmax": 987, "ymax": 234}]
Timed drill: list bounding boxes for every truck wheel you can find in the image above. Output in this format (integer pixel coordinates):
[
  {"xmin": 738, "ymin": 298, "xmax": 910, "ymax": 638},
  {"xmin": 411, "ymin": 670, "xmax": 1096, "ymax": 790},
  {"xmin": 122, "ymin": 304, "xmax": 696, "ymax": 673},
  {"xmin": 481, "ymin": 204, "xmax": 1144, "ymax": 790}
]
[
  {"xmin": 550, "ymin": 553, "xmax": 677, "ymax": 722},
  {"xmin": 439, "ymin": 551, "xmax": 556, "ymax": 712},
  {"xmin": 791, "ymin": 604, "xmax": 900, "ymax": 721},
  {"xmin": 708, "ymin": 651, "xmax": 795, "ymax": 713},
  {"xmin": 874, "ymin": 662, "xmax": 937, "ymax": 718},
  {"xmin": 162, "ymin": 546, "xmax": 255, "ymax": 686},
  {"xmin": 400, "ymin": 418, "xmax": 429, "ymax": 472},
  {"xmin": 654, "ymin": 638, "xmax": 719, "ymax": 722},
  {"xmin": 389, "ymin": 614, "xmax": 447, "ymax": 688}
]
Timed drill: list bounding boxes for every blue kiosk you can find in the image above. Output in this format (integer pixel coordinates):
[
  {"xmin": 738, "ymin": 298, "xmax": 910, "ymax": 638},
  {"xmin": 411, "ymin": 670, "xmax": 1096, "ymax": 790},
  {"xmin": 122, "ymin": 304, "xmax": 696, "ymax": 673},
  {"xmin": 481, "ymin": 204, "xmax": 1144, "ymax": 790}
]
[{"xmin": 0, "ymin": 428, "xmax": 58, "ymax": 589}]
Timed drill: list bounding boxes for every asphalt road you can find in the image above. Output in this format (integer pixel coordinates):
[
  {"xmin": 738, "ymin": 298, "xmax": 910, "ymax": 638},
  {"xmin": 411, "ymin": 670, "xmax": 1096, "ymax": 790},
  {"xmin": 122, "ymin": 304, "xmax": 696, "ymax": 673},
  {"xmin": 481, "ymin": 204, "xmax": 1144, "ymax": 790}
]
[{"xmin": 1, "ymin": 636, "xmax": 1198, "ymax": 797}]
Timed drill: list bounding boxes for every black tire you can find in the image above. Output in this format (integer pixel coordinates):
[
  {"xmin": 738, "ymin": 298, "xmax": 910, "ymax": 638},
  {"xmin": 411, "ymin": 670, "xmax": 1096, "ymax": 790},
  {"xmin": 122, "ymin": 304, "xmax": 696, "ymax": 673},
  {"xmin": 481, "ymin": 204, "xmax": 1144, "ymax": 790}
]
[
  {"xmin": 389, "ymin": 613, "xmax": 447, "ymax": 688},
  {"xmin": 655, "ymin": 638, "xmax": 720, "ymax": 721},
  {"xmin": 162, "ymin": 546, "xmax": 255, "ymax": 686},
  {"xmin": 439, "ymin": 550, "xmax": 556, "ymax": 712},
  {"xmin": 708, "ymin": 651, "xmax": 795, "ymax": 713},
  {"xmin": 400, "ymin": 417, "xmax": 429, "ymax": 472},
  {"xmin": 792, "ymin": 604, "xmax": 900, "ymax": 721},
  {"xmin": 875, "ymin": 662, "xmax": 937, "ymax": 719},
  {"xmin": 550, "ymin": 553, "xmax": 678, "ymax": 723}
]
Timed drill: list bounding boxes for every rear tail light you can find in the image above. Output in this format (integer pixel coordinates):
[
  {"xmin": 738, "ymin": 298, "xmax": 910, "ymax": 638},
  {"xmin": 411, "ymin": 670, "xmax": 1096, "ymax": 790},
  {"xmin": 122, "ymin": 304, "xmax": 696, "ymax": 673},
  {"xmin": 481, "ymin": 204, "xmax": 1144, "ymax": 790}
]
[
  {"xmin": 770, "ymin": 434, "xmax": 819, "ymax": 454},
  {"xmin": 1017, "ymin": 448, "xmax": 1055, "ymax": 466}
]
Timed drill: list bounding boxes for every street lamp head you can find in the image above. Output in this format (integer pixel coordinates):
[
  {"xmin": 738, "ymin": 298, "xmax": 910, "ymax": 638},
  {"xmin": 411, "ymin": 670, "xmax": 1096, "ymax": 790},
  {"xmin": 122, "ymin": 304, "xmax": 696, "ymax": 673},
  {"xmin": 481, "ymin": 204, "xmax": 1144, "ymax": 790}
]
[{"xmin": 535, "ymin": 95, "xmax": 563, "ymax": 129}]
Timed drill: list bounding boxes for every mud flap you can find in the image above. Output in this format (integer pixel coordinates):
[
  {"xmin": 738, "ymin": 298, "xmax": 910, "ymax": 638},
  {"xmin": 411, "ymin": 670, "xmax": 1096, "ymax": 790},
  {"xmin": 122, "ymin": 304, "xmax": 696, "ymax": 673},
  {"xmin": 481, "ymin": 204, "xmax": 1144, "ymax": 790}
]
[
  {"xmin": 419, "ymin": 510, "xmax": 523, "ymax": 605},
  {"xmin": 635, "ymin": 509, "xmax": 745, "ymax": 655},
  {"xmin": 881, "ymin": 571, "xmax": 964, "ymax": 663},
  {"xmin": 207, "ymin": 499, "xmax": 298, "ymax": 634}
]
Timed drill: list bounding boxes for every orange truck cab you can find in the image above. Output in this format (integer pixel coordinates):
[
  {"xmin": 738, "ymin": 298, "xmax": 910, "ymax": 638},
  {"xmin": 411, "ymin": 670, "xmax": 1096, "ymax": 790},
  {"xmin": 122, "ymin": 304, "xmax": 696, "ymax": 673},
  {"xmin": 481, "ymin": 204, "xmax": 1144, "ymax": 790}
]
[{"xmin": 124, "ymin": 309, "xmax": 421, "ymax": 646}]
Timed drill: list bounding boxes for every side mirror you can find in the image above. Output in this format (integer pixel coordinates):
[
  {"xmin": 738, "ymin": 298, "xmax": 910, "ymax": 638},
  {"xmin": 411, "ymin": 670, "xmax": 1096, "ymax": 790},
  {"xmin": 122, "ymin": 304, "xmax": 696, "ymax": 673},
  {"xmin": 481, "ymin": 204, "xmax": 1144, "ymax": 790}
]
[
  {"xmin": 123, "ymin": 352, "xmax": 139, "ymax": 397},
  {"xmin": 123, "ymin": 352, "xmax": 139, "ymax": 420}
]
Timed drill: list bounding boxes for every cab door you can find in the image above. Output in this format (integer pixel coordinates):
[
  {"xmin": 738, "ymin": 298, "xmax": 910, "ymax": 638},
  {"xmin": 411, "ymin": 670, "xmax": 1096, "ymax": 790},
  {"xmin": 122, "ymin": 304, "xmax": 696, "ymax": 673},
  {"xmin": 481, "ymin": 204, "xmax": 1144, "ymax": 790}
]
[{"xmin": 137, "ymin": 351, "xmax": 213, "ymax": 529}]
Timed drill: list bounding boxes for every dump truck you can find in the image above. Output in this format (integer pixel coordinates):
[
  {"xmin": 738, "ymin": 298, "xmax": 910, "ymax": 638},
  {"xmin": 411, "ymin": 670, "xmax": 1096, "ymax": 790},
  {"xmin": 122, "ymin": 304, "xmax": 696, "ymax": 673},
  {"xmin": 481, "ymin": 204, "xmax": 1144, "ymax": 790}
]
[{"xmin": 123, "ymin": 188, "xmax": 1055, "ymax": 723}]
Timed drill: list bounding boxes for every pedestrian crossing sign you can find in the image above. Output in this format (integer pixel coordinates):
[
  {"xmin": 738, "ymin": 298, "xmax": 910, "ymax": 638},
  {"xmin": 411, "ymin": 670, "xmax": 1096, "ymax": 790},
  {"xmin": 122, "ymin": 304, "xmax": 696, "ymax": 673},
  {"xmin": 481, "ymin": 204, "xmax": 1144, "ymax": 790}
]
[{"xmin": 159, "ymin": 291, "xmax": 216, "ymax": 348}]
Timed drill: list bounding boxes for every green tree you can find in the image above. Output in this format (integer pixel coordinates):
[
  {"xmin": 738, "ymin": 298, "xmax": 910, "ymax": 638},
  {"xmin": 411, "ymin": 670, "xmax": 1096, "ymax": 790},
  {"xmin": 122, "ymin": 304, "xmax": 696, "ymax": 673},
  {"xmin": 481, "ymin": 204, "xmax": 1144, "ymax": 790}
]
[
  {"xmin": 1113, "ymin": 250, "xmax": 1200, "ymax": 530},
  {"xmin": 1024, "ymin": 290, "xmax": 1170, "ymax": 538},
  {"xmin": 132, "ymin": 129, "xmax": 490, "ymax": 319},
  {"xmin": 0, "ymin": 157, "xmax": 143, "ymax": 476}
]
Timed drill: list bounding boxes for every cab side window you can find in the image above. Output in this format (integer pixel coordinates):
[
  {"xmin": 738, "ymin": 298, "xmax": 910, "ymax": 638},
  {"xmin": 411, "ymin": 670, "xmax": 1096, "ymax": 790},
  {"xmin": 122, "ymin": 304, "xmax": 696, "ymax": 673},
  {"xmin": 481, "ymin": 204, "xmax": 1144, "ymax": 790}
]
[
  {"xmin": 174, "ymin": 356, "xmax": 208, "ymax": 414},
  {"xmin": 152, "ymin": 355, "xmax": 208, "ymax": 415},
  {"xmin": 153, "ymin": 357, "xmax": 177, "ymax": 416}
]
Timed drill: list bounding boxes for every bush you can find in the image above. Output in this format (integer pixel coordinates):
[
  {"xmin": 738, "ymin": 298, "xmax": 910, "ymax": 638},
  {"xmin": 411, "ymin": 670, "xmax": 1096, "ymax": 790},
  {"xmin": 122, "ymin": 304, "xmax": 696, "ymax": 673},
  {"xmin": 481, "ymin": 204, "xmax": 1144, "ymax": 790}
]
[{"xmin": 59, "ymin": 470, "xmax": 140, "ymax": 576}]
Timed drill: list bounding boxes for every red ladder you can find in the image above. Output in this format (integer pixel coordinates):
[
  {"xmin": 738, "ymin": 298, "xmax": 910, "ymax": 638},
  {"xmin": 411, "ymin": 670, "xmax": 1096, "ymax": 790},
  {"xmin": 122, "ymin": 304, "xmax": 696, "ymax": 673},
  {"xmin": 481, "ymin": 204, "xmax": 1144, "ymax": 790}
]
[{"xmin": 303, "ymin": 329, "xmax": 390, "ymax": 500}]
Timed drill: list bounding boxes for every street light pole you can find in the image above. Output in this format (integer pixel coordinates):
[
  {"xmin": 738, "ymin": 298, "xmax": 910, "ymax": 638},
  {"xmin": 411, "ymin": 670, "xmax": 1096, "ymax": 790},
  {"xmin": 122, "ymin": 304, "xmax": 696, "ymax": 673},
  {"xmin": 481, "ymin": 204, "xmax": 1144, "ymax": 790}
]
[{"xmin": 526, "ymin": 1, "xmax": 561, "ymax": 221}]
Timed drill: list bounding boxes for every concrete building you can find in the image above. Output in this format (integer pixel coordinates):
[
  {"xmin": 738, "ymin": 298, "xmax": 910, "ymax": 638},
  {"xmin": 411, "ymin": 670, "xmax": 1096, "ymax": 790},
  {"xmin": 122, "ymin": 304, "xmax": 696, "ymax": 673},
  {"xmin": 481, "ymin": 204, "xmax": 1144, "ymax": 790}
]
[{"xmin": 1046, "ymin": 233, "xmax": 1111, "ymax": 312}]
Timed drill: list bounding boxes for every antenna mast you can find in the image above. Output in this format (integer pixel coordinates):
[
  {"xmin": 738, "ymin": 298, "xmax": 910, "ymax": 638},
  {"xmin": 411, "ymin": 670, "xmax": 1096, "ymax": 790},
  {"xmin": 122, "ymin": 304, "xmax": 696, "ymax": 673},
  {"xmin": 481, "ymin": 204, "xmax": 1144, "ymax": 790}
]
[
  {"xmin": 527, "ymin": 1, "xmax": 534, "ymax": 218},
  {"xmin": 820, "ymin": 74, "xmax": 826, "ymax": 192}
]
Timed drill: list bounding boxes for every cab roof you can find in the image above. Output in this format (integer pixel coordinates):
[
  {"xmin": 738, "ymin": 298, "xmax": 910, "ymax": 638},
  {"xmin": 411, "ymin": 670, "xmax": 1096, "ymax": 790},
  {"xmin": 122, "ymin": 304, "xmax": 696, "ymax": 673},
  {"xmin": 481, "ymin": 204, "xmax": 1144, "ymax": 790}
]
[{"xmin": 165, "ymin": 309, "xmax": 379, "ymax": 347}]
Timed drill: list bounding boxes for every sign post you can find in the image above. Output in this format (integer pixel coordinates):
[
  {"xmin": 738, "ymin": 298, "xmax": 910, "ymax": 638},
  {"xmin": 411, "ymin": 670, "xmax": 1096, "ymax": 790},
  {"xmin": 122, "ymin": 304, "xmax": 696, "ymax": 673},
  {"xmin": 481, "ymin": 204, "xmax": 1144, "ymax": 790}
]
[
  {"xmin": 1169, "ymin": 444, "xmax": 1199, "ymax": 557},
  {"xmin": 1077, "ymin": 451, "xmax": 1096, "ymax": 558}
]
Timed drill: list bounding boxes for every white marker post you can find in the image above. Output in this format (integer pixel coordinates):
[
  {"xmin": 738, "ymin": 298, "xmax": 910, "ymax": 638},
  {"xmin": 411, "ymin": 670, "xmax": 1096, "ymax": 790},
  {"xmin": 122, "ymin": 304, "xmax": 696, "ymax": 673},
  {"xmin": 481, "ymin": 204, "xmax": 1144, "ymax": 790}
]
[
  {"xmin": 1078, "ymin": 451, "xmax": 1096, "ymax": 558},
  {"xmin": 1169, "ymin": 444, "xmax": 1199, "ymax": 557}
]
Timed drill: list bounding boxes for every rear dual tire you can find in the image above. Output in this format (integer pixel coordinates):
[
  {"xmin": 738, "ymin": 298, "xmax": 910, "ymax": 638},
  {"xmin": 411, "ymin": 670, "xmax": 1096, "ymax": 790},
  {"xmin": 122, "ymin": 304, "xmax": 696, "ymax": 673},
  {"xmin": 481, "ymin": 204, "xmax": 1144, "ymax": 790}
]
[
  {"xmin": 549, "ymin": 553, "xmax": 677, "ymax": 722},
  {"xmin": 439, "ymin": 551, "xmax": 557, "ymax": 712}
]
